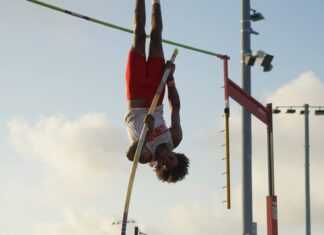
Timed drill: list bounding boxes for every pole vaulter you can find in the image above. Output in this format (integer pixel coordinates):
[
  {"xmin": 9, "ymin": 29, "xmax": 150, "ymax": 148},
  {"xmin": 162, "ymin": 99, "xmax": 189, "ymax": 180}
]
[
  {"xmin": 122, "ymin": 48, "xmax": 178, "ymax": 235},
  {"xmin": 26, "ymin": 0, "xmax": 232, "ymax": 232},
  {"xmin": 223, "ymin": 64, "xmax": 278, "ymax": 235}
]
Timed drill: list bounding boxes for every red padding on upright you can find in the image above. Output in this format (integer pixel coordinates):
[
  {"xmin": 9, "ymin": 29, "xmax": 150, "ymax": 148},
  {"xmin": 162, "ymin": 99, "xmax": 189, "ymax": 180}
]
[{"xmin": 267, "ymin": 195, "xmax": 278, "ymax": 235}]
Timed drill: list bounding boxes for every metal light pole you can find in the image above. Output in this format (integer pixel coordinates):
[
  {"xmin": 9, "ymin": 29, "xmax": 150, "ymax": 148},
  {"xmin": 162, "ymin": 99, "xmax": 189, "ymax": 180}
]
[
  {"xmin": 273, "ymin": 104, "xmax": 324, "ymax": 235},
  {"xmin": 241, "ymin": 2, "xmax": 274, "ymax": 234},
  {"xmin": 304, "ymin": 104, "xmax": 311, "ymax": 235},
  {"xmin": 241, "ymin": 1, "xmax": 253, "ymax": 234}
]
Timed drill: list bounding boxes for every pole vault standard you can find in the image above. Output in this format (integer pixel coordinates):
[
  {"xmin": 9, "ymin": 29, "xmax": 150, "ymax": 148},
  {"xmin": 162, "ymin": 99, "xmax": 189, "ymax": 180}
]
[
  {"xmin": 26, "ymin": 0, "xmax": 225, "ymax": 58},
  {"xmin": 121, "ymin": 49, "xmax": 178, "ymax": 235},
  {"xmin": 223, "ymin": 69, "xmax": 278, "ymax": 235},
  {"xmin": 222, "ymin": 56, "xmax": 231, "ymax": 209}
]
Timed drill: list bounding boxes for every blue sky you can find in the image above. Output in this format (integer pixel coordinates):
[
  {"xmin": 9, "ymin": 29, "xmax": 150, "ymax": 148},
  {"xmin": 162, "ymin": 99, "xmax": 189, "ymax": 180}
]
[{"xmin": 1, "ymin": 0, "xmax": 324, "ymax": 234}]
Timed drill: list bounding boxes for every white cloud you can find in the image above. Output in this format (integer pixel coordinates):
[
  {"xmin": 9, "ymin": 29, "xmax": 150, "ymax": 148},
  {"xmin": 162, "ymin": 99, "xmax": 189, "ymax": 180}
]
[
  {"xmin": 6, "ymin": 113, "xmax": 130, "ymax": 235},
  {"xmin": 8, "ymin": 113, "xmax": 127, "ymax": 180},
  {"xmin": 268, "ymin": 71, "xmax": 324, "ymax": 105},
  {"xmin": 34, "ymin": 207, "xmax": 123, "ymax": 235},
  {"xmin": 163, "ymin": 188, "xmax": 242, "ymax": 235},
  {"xmin": 34, "ymin": 206, "xmax": 168, "ymax": 235}
]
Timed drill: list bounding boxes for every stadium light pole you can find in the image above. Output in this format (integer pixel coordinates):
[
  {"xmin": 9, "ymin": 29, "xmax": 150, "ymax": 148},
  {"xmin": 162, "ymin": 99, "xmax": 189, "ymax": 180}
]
[
  {"xmin": 241, "ymin": 1, "xmax": 253, "ymax": 234},
  {"xmin": 273, "ymin": 104, "xmax": 324, "ymax": 235},
  {"xmin": 241, "ymin": 1, "xmax": 274, "ymax": 234}
]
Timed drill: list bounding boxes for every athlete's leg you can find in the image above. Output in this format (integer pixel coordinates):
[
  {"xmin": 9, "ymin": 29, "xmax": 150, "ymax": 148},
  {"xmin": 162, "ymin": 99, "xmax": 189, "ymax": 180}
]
[
  {"xmin": 126, "ymin": 0, "xmax": 148, "ymax": 104},
  {"xmin": 148, "ymin": 0, "xmax": 164, "ymax": 58},
  {"xmin": 147, "ymin": 0, "xmax": 165, "ymax": 104},
  {"xmin": 132, "ymin": 0, "xmax": 146, "ymax": 55}
]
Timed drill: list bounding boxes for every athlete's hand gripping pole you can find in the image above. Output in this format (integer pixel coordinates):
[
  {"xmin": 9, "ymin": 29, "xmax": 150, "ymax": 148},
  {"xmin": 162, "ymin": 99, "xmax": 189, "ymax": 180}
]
[{"xmin": 121, "ymin": 49, "xmax": 179, "ymax": 235}]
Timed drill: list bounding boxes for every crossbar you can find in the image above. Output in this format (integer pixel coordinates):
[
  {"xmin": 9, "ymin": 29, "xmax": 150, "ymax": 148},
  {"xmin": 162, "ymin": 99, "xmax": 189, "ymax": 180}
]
[{"xmin": 26, "ymin": 0, "xmax": 226, "ymax": 58}]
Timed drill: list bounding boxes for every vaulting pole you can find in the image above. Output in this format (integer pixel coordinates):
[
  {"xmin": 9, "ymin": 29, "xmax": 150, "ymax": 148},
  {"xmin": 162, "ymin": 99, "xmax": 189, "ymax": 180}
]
[{"xmin": 121, "ymin": 49, "xmax": 178, "ymax": 235}]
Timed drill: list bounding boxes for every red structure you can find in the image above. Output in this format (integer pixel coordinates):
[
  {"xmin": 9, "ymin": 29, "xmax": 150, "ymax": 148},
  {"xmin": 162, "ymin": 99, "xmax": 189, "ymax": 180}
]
[{"xmin": 222, "ymin": 58, "xmax": 278, "ymax": 235}]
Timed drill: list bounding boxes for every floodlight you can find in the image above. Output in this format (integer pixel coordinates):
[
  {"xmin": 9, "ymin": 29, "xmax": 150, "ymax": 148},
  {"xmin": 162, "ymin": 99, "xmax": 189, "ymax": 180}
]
[
  {"xmin": 315, "ymin": 109, "xmax": 324, "ymax": 115},
  {"xmin": 251, "ymin": 12, "xmax": 265, "ymax": 22},
  {"xmin": 250, "ymin": 9, "xmax": 265, "ymax": 22},
  {"xmin": 244, "ymin": 51, "xmax": 274, "ymax": 72},
  {"xmin": 272, "ymin": 108, "xmax": 281, "ymax": 114},
  {"xmin": 256, "ymin": 50, "xmax": 274, "ymax": 72},
  {"xmin": 263, "ymin": 64, "xmax": 273, "ymax": 72},
  {"xmin": 244, "ymin": 53, "xmax": 256, "ymax": 66},
  {"xmin": 286, "ymin": 108, "xmax": 296, "ymax": 114}
]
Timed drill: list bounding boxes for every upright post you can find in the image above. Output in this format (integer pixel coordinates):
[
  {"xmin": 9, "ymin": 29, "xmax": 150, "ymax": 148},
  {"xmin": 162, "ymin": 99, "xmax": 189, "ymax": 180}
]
[
  {"xmin": 223, "ymin": 56, "xmax": 231, "ymax": 209},
  {"xmin": 304, "ymin": 104, "xmax": 311, "ymax": 235},
  {"xmin": 241, "ymin": 0, "xmax": 253, "ymax": 234},
  {"xmin": 266, "ymin": 104, "xmax": 278, "ymax": 235},
  {"xmin": 266, "ymin": 104, "xmax": 275, "ymax": 196}
]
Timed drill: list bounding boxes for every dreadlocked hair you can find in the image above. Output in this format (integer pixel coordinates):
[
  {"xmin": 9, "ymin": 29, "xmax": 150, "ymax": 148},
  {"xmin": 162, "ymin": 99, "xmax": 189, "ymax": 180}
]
[{"xmin": 154, "ymin": 153, "xmax": 189, "ymax": 183}]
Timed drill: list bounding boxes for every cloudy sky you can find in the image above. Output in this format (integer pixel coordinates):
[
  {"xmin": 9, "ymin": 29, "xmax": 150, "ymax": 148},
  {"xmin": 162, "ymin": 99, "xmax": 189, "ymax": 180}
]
[{"xmin": 1, "ymin": 0, "xmax": 324, "ymax": 235}]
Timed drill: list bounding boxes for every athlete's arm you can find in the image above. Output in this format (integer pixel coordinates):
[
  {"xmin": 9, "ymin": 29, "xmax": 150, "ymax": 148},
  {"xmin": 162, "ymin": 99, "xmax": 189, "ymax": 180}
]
[
  {"xmin": 126, "ymin": 114, "xmax": 155, "ymax": 163},
  {"xmin": 166, "ymin": 61, "xmax": 183, "ymax": 147},
  {"xmin": 126, "ymin": 141, "xmax": 153, "ymax": 163}
]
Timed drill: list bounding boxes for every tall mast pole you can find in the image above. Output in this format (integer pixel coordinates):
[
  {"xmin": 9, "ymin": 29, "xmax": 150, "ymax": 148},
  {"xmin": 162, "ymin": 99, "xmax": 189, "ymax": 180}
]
[
  {"xmin": 304, "ymin": 104, "xmax": 311, "ymax": 235},
  {"xmin": 241, "ymin": 0, "xmax": 253, "ymax": 234}
]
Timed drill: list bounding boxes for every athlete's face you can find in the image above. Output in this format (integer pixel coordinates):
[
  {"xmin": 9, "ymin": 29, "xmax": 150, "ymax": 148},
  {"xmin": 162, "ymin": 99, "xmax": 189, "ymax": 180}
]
[{"xmin": 161, "ymin": 152, "xmax": 178, "ymax": 171}]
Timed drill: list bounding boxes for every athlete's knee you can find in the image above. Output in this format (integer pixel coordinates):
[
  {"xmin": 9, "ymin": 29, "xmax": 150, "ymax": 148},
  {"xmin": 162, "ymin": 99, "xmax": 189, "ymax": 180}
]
[
  {"xmin": 150, "ymin": 28, "xmax": 162, "ymax": 43},
  {"xmin": 134, "ymin": 28, "xmax": 146, "ymax": 44}
]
